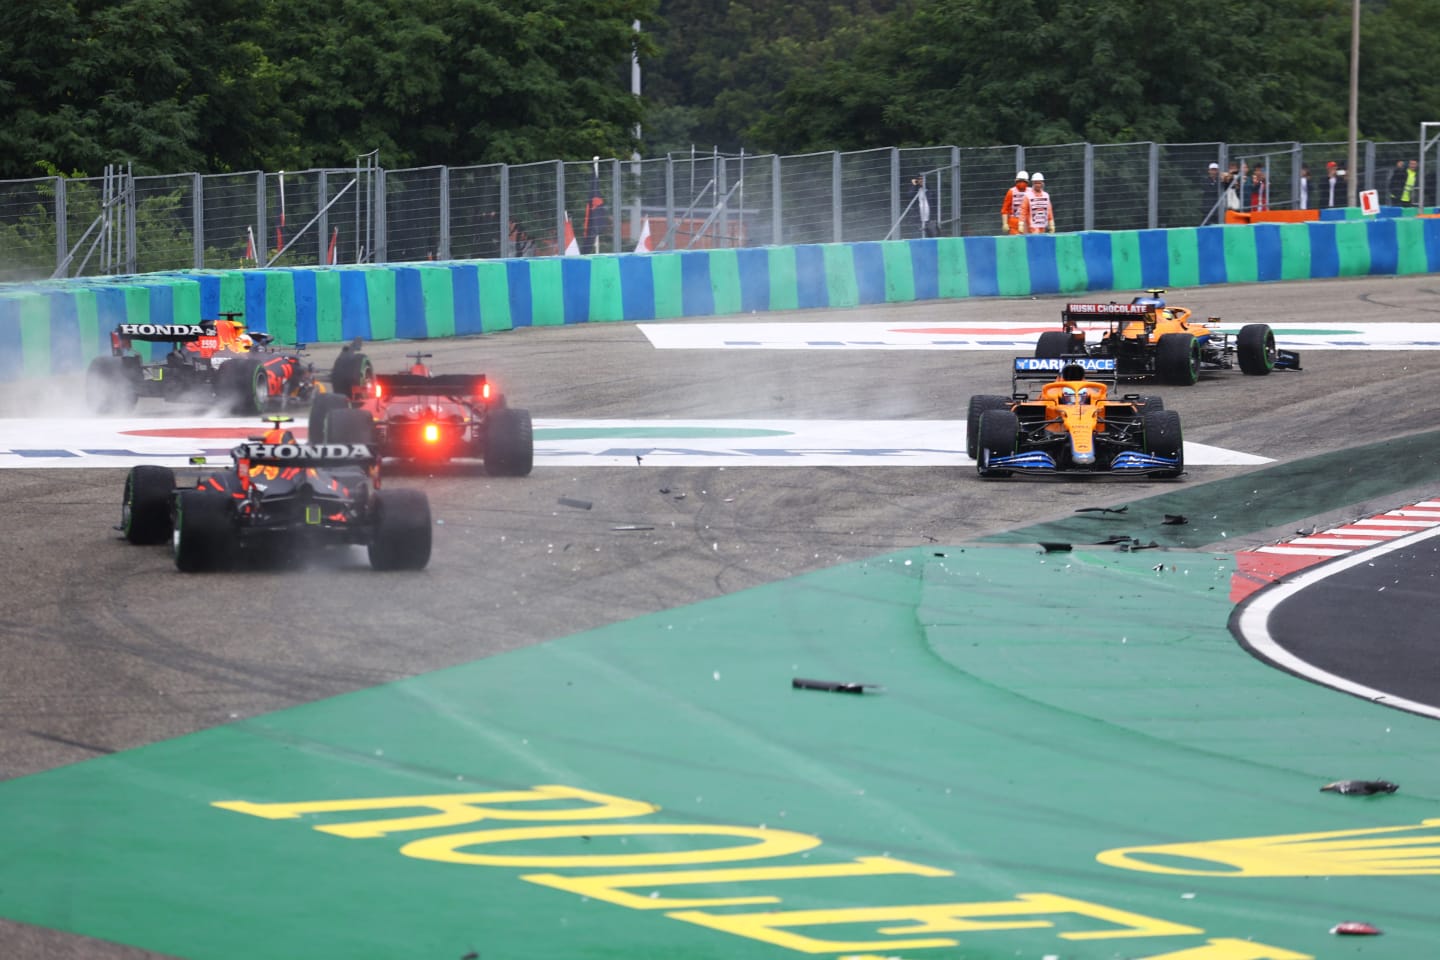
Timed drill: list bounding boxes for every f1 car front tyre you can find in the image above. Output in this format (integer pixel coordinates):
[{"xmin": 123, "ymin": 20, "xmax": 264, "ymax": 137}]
[
  {"xmin": 1237, "ymin": 323, "xmax": 1277, "ymax": 375},
  {"xmin": 976, "ymin": 409, "xmax": 1019, "ymax": 478},
  {"xmin": 331, "ymin": 350, "xmax": 373, "ymax": 398},
  {"xmin": 1143, "ymin": 410, "xmax": 1185, "ymax": 478},
  {"xmin": 966, "ymin": 395, "xmax": 1012, "ymax": 459},
  {"xmin": 483, "ymin": 407, "xmax": 534, "ymax": 476},
  {"xmin": 173, "ymin": 490, "xmax": 234, "ymax": 572},
  {"xmin": 1155, "ymin": 333, "xmax": 1199, "ymax": 386},
  {"xmin": 122, "ymin": 465, "xmax": 176, "ymax": 544},
  {"xmin": 368, "ymin": 489, "xmax": 432, "ymax": 571},
  {"xmin": 1034, "ymin": 331, "xmax": 1074, "ymax": 359},
  {"xmin": 309, "ymin": 393, "xmax": 347, "ymax": 442},
  {"xmin": 324, "ymin": 408, "xmax": 376, "ymax": 445},
  {"xmin": 86, "ymin": 356, "xmax": 138, "ymax": 414}
]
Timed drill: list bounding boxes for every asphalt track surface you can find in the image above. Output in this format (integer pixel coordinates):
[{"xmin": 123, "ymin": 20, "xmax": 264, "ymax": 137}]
[{"xmin": 3, "ymin": 274, "xmax": 1440, "ymax": 957}]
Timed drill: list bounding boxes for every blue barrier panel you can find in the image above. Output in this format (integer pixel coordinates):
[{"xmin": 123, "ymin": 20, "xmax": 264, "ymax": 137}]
[
  {"xmin": 962, "ymin": 237, "xmax": 1000, "ymax": 296},
  {"xmin": 449, "ymin": 264, "xmax": 483, "ymax": 335},
  {"xmin": 1254, "ymin": 224, "xmax": 1283, "ymax": 282},
  {"xmin": 1080, "ymin": 233, "xmax": 1112, "ymax": 291},
  {"xmin": 196, "ymin": 274, "xmax": 222, "ymax": 319},
  {"xmin": 1137, "ymin": 230, "xmax": 1170, "ymax": 289},
  {"xmin": 1307, "ymin": 222, "xmax": 1339, "ymax": 278},
  {"xmin": 618, "ymin": 255, "xmax": 656, "ymax": 320},
  {"xmin": 243, "ymin": 273, "xmax": 269, "ymax": 334},
  {"xmin": 1366, "ymin": 219, "xmax": 1399, "ymax": 275},
  {"xmin": 1024, "ymin": 235, "xmax": 1059, "ymax": 294},
  {"xmin": 292, "ymin": 269, "xmax": 318, "ymax": 344},
  {"xmin": 505, "ymin": 260, "xmax": 533, "ymax": 327},
  {"xmin": 338, "ymin": 269, "xmax": 372, "ymax": 341},
  {"xmin": 0, "ymin": 298, "xmax": 21, "ymax": 380},
  {"xmin": 794, "ymin": 245, "xmax": 828, "ymax": 309},
  {"xmin": 1426, "ymin": 219, "xmax": 1440, "ymax": 273},
  {"xmin": 910, "ymin": 239, "xmax": 940, "ymax": 301},
  {"xmin": 853, "ymin": 243, "xmax": 887, "ymax": 304},
  {"xmin": 679, "ymin": 251, "xmax": 715, "ymax": 316},
  {"xmin": 736, "ymin": 248, "xmax": 770, "ymax": 312},
  {"xmin": 394, "ymin": 268, "xmax": 428, "ymax": 339},
  {"xmin": 48, "ymin": 291, "xmax": 82, "ymax": 373},
  {"xmin": 1196, "ymin": 227, "xmax": 1228, "ymax": 285},
  {"xmin": 561, "ymin": 257, "xmax": 592, "ymax": 323},
  {"xmin": 147, "ymin": 284, "xmax": 174, "ymax": 329}
]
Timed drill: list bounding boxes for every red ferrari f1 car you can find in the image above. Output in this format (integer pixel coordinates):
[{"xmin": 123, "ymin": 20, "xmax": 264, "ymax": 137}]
[{"xmin": 309, "ymin": 347, "xmax": 534, "ymax": 476}]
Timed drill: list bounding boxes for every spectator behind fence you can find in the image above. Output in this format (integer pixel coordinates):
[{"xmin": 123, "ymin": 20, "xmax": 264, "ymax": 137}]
[
  {"xmin": 1385, "ymin": 159, "xmax": 1406, "ymax": 206},
  {"xmin": 1401, "ymin": 158, "xmax": 1418, "ymax": 206},
  {"xmin": 1250, "ymin": 165, "xmax": 1269, "ymax": 212},
  {"xmin": 1001, "ymin": 171, "xmax": 1029, "ymax": 235},
  {"xmin": 1201, "ymin": 162, "xmax": 1222, "ymax": 222},
  {"xmin": 1019, "ymin": 172, "xmax": 1055, "ymax": 234},
  {"xmin": 1221, "ymin": 161, "xmax": 1243, "ymax": 214},
  {"xmin": 1324, "ymin": 161, "xmax": 1347, "ymax": 207},
  {"xmin": 1298, "ymin": 165, "xmax": 1310, "ymax": 210}
]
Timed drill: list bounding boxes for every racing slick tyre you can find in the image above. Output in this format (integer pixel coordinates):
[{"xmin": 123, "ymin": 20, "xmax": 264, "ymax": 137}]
[
  {"xmin": 330, "ymin": 350, "xmax": 373, "ymax": 398},
  {"xmin": 172, "ymin": 490, "xmax": 235, "ymax": 572},
  {"xmin": 323, "ymin": 408, "xmax": 376, "ymax": 445},
  {"xmin": 1034, "ymin": 331, "xmax": 1074, "ymax": 359},
  {"xmin": 483, "ymin": 407, "xmax": 534, "ymax": 476},
  {"xmin": 1143, "ymin": 410, "xmax": 1185, "ymax": 478},
  {"xmin": 368, "ymin": 488, "xmax": 433, "ymax": 571},
  {"xmin": 1237, "ymin": 323, "xmax": 1277, "ymax": 375},
  {"xmin": 122, "ymin": 465, "xmax": 176, "ymax": 544},
  {"xmin": 1135, "ymin": 395, "xmax": 1164, "ymax": 411},
  {"xmin": 976, "ymin": 409, "xmax": 1019, "ymax": 479},
  {"xmin": 217, "ymin": 357, "xmax": 268, "ymax": 416},
  {"xmin": 308, "ymin": 393, "xmax": 347, "ymax": 442},
  {"xmin": 966, "ymin": 395, "xmax": 1012, "ymax": 459},
  {"xmin": 1155, "ymin": 333, "xmax": 1199, "ymax": 385},
  {"xmin": 85, "ymin": 356, "xmax": 138, "ymax": 414}
]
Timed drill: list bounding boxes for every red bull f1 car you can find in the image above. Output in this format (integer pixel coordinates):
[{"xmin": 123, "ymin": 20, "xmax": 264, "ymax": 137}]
[
  {"xmin": 309, "ymin": 349, "xmax": 533, "ymax": 476},
  {"xmin": 118, "ymin": 418, "xmax": 431, "ymax": 571},
  {"xmin": 968, "ymin": 357, "xmax": 1183, "ymax": 479},
  {"xmin": 1035, "ymin": 291, "xmax": 1300, "ymax": 385},
  {"xmin": 86, "ymin": 312, "xmax": 323, "ymax": 415}
]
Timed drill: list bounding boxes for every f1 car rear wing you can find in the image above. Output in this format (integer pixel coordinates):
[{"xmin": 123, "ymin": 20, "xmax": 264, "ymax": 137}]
[
  {"xmin": 374, "ymin": 373, "xmax": 489, "ymax": 397},
  {"xmin": 1011, "ymin": 356, "xmax": 1118, "ymax": 392},
  {"xmin": 1060, "ymin": 303, "xmax": 1151, "ymax": 332},
  {"xmin": 112, "ymin": 320, "xmax": 216, "ymax": 343},
  {"xmin": 235, "ymin": 442, "xmax": 378, "ymax": 466}
]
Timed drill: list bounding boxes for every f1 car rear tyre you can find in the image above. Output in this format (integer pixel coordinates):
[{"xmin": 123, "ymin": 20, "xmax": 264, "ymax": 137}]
[
  {"xmin": 976, "ymin": 409, "xmax": 1019, "ymax": 478},
  {"xmin": 1143, "ymin": 410, "xmax": 1185, "ymax": 478},
  {"xmin": 1034, "ymin": 331, "xmax": 1073, "ymax": 359},
  {"xmin": 85, "ymin": 356, "xmax": 138, "ymax": 414},
  {"xmin": 368, "ymin": 488, "xmax": 432, "ymax": 571},
  {"xmin": 123, "ymin": 465, "xmax": 176, "ymax": 544},
  {"xmin": 173, "ymin": 490, "xmax": 234, "ymax": 572},
  {"xmin": 309, "ymin": 393, "xmax": 347, "ymax": 442},
  {"xmin": 484, "ymin": 407, "xmax": 534, "ymax": 476},
  {"xmin": 966, "ymin": 395, "xmax": 1012, "ymax": 458},
  {"xmin": 331, "ymin": 351, "xmax": 373, "ymax": 397},
  {"xmin": 1155, "ymin": 333, "xmax": 1199, "ymax": 385},
  {"xmin": 324, "ymin": 408, "xmax": 376, "ymax": 445},
  {"xmin": 1237, "ymin": 323, "xmax": 1277, "ymax": 375},
  {"xmin": 217, "ymin": 357, "xmax": 267, "ymax": 415}
]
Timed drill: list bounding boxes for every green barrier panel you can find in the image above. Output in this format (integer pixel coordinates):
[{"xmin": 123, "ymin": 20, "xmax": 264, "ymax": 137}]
[
  {"xmin": 765, "ymin": 247, "xmax": 799, "ymax": 311},
  {"xmin": 19, "ymin": 295, "xmax": 50, "ymax": 379},
  {"xmin": 314, "ymin": 271, "xmax": 342, "ymax": 342},
  {"xmin": 1396, "ymin": 219, "xmax": 1429, "ymax": 275},
  {"xmin": 363, "ymin": 269, "xmax": 396, "ymax": 341},
  {"xmin": 173, "ymin": 280, "xmax": 200, "ymax": 328},
  {"xmin": 474, "ymin": 261, "xmax": 512, "ymax": 331},
  {"xmin": 821, "ymin": 244, "xmax": 858, "ymax": 307},
  {"xmin": 528, "ymin": 259, "xmax": 565, "ymax": 325},
  {"xmin": 262, "ymin": 271, "xmax": 296, "ymax": 346},
  {"xmin": 1053, "ymin": 233, "xmax": 1088, "ymax": 293},
  {"xmin": 419, "ymin": 266, "xmax": 455, "ymax": 339},
  {"xmin": 1334, "ymin": 220, "xmax": 1372, "ymax": 276},
  {"xmin": 1221, "ymin": 226, "xmax": 1259, "ymax": 283},
  {"xmin": 1164, "ymin": 228, "xmax": 1200, "ymax": 289},
  {"xmin": 880, "ymin": 240, "xmax": 915, "ymax": 302},
  {"xmin": 936, "ymin": 237, "xmax": 969, "ymax": 298},
  {"xmin": 588, "ymin": 256, "xmax": 625, "ymax": 322},
  {"xmin": 219, "ymin": 271, "xmax": 246, "ymax": 316},
  {"xmin": 1277, "ymin": 222, "xmax": 1312, "ymax": 280},
  {"xmin": 994, "ymin": 235, "xmax": 1030, "ymax": 296},
  {"xmin": 76, "ymin": 289, "xmax": 100, "ymax": 363},
  {"xmin": 651, "ymin": 253, "xmax": 684, "ymax": 318},
  {"xmin": 1110, "ymin": 231, "xmax": 1143, "ymax": 290},
  {"xmin": 707, "ymin": 248, "xmax": 742, "ymax": 315}
]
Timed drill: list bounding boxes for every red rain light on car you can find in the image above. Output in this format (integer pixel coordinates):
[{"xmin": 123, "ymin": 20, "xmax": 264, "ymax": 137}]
[
  {"xmin": 374, "ymin": 382, "xmax": 383, "ymax": 399},
  {"xmin": 423, "ymin": 423, "xmax": 440, "ymax": 443},
  {"xmin": 481, "ymin": 382, "xmax": 491, "ymax": 400}
]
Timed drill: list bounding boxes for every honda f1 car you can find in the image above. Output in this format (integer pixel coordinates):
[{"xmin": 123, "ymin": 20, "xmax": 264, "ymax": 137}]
[
  {"xmin": 968, "ymin": 357, "xmax": 1183, "ymax": 479},
  {"xmin": 118, "ymin": 417, "xmax": 431, "ymax": 571},
  {"xmin": 309, "ymin": 349, "xmax": 533, "ymax": 476},
  {"xmin": 86, "ymin": 312, "xmax": 323, "ymax": 415},
  {"xmin": 1034, "ymin": 291, "xmax": 1301, "ymax": 385}
]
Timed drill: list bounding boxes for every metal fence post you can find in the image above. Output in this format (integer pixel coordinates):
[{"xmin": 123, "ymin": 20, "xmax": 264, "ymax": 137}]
[
  {"xmin": 831, "ymin": 151, "xmax": 842, "ymax": 242},
  {"xmin": 609, "ymin": 158, "xmax": 621, "ymax": 251},
  {"xmin": 499, "ymin": 164, "xmax": 511, "ymax": 258},
  {"xmin": 1016, "ymin": 146, "xmax": 1026, "ymax": 179},
  {"xmin": 55, "ymin": 177, "xmax": 66, "ymax": 277},
  {"xmin": 890, "ymin": 148, "xmax": 901, "ymax": 236},
  {"xmin": 1291, "ymin": 144, "xmax": 1302, "ymax": 209},
  {"xmin": 126, "ymin": 167, "xmax": 138, "ymax": 275},
  {"xmin": 1083, "ymin": 143, "xmax": 1095, "ymax": 232},
  {"xmin": 950, "ymin": 146, "xmax": 960, "ymax": 235},
  {"xmin": 438, "ymin": 166, "xmax": 451, "ymax": 261},
  {"xmin": 374, "ymin": 167, "xmax": 387, "ymax": 263},
  {"xmin": 193, "ymin": 173, "xmax": 204, "ymax": 268},
  {"xmin": 1147, "ymin": 142, "xmax": 1159, "ymax": 230},
  {"xmin": 1364, "ymin": 140, "xmax": 1376, "ymax": 192},
  {"xmin": 665, "ymin": 154, "xmax": 675, "ymax": 245},
  {"xmin": 318, "ymin": 169, "xmax": 329, "ymax": 265},
  {"xmin": 555, "ymin": 159, "xmax": 566, "ymax": 253},
  {"xmin": 256, "ymin": 171, "xmax": 267, "ymax": 265},
  {"xmin": 771, "ymin": 154, "xmax": 781, "ymax": 246}
]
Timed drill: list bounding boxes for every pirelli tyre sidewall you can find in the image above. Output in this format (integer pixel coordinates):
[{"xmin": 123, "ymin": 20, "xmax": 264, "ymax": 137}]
[
  {"xmin": 1034, "ymin": 330, "xmax": 1073, "ymax": 359},
  {"xmin": 123, "ymin": 465, "xmax": 176, "ymax": 545},
  {"xmin": 86, "ymin": 355, "xmax": 138, "ymax": 414},
  {"xmin": 331, "ymin": 351, "xmax": 373, "ymax": 398},
  {"xmin": 309, "ymin": 393, "xmax": 349, "ymax": 443},
  {"xmin": 966, "ymin": 395, "xmax": 1012, "ymax": 459},
  {"xmin": 977, "ymin": 409, "xmax": 1019, "ymax": 478},
  {"xmin": 173, "ymin": 490, "xmax": 234, "ymax": 573},
  {"xmin": 1155, "ymin": 333, "xmax": 1199, "ymax": 385},
  {"xmin": 368, "ymin": 488, "xmax": 432, "ymax": 571},
  {"xmin": 1237, "ymin": 323, "xmax": 1277, "ymax": 375},
  {"xmin": 483, "ymin": 407, "xmax": 534, "ymax": 477},
  {"xmin": 217, "ymin": 357, "xmax": 267, "ymax": 415}
]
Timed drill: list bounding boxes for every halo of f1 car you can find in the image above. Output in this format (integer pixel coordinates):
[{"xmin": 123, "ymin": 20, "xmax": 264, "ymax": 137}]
[
  {"xmin": 86, "ymin": 312, "xmax": 323, "ymax": 415},
  {"xmin": 967, "ymin": 356, "xmax": 1183, "ymax": 479},
  {"xmin": 1036, "ymin": 290, "xmax": 1301, "ymax": 385},
  {"xmin": 306, "ymin": 343, "xmax": 534, "ymax": 476},
  {"xmin": 118, "ymin": 416, "xmax": 431, "ymax": 571}
]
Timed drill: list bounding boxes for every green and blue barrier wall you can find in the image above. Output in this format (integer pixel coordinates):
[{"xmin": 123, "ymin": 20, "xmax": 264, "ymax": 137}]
[{"xmin": 5, "ymin": 215, "xmax": 1440, "ymax": 382}]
